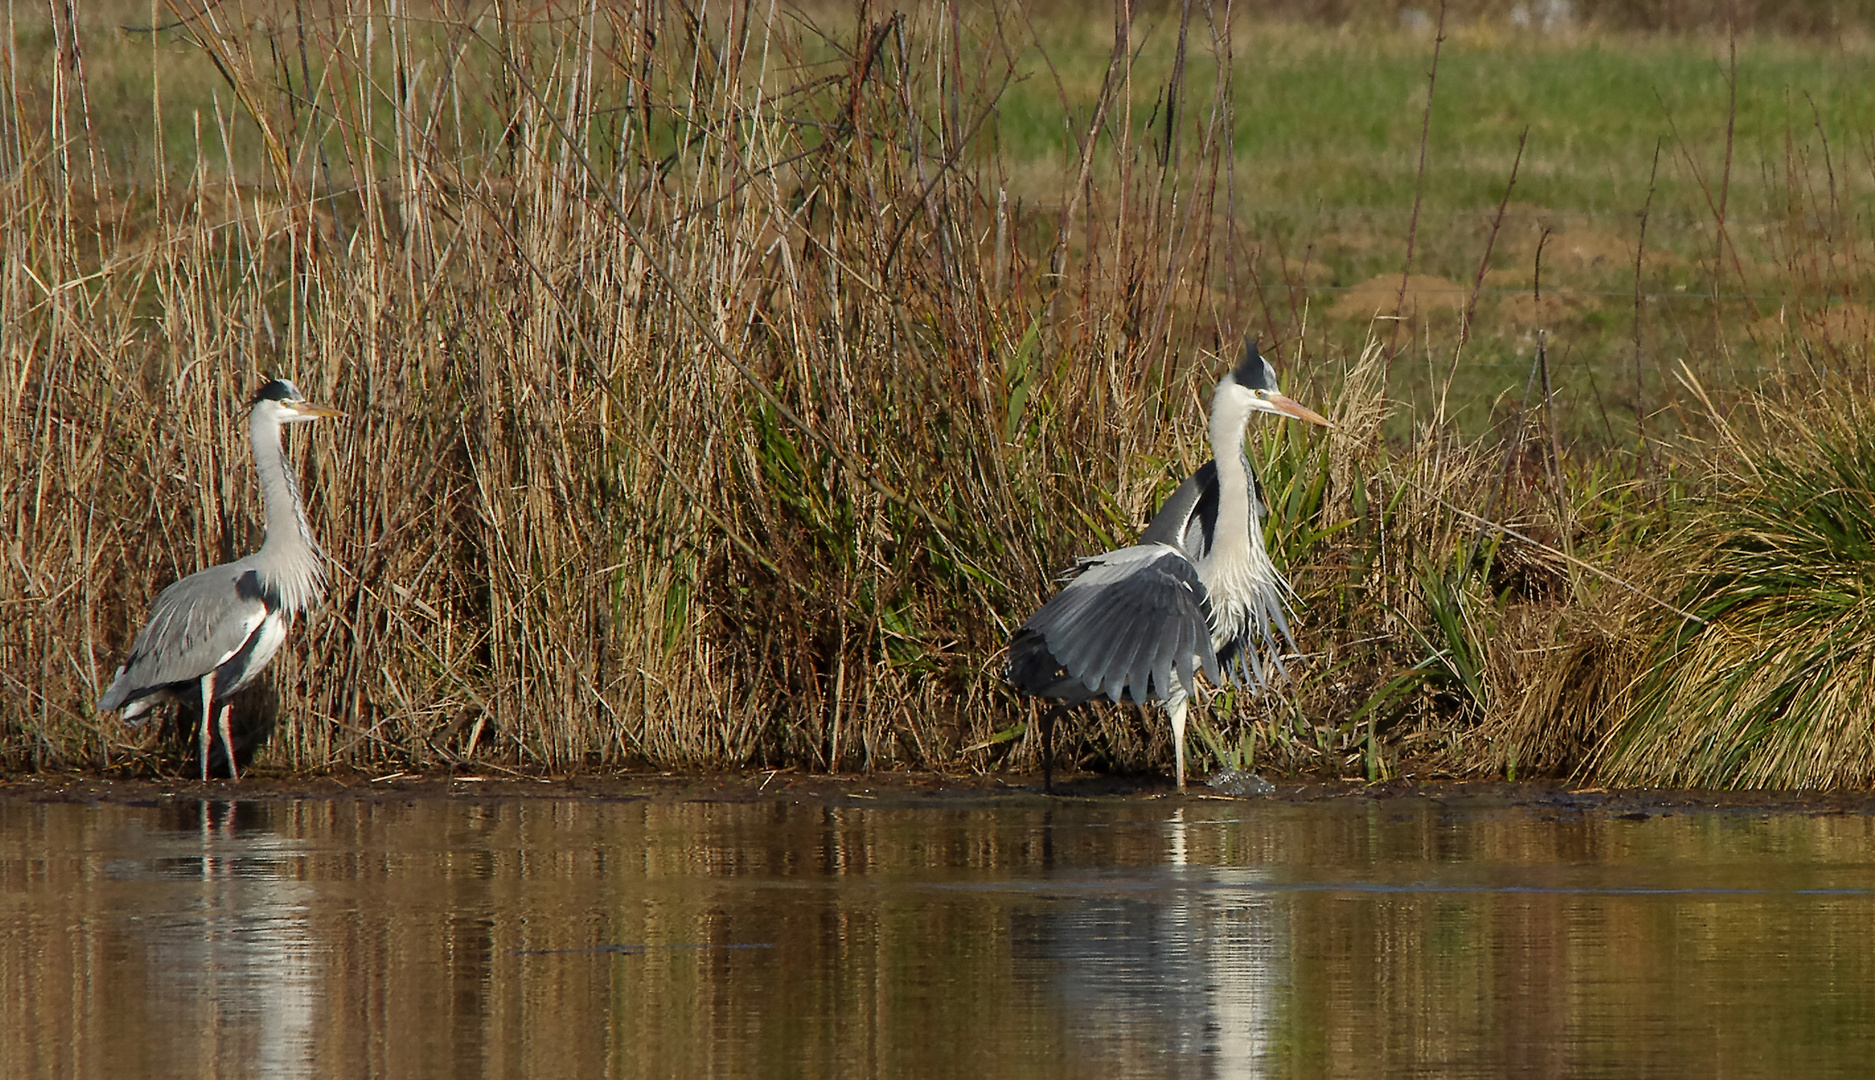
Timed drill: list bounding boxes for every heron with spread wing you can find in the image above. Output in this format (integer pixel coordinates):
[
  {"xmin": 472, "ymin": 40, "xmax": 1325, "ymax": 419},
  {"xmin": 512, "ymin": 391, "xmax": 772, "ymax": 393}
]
[
  {"xmin": 97, "ymin": 379, "xmax": 342, "ymax": 780},
  {"xmin": 1006, "ymin": 339, "xmax": 1332, "ymax": 790}
]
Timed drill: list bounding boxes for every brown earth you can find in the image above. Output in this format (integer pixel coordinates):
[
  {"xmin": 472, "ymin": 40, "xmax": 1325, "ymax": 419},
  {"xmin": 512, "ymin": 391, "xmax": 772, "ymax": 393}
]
[
  {"xmin": 8, "ymin": 770, "xmax": 1875, "ymax": 814},
  {"xmin": 1332, "ymin": 273, "xmax": 1468, "ymax": 322}
]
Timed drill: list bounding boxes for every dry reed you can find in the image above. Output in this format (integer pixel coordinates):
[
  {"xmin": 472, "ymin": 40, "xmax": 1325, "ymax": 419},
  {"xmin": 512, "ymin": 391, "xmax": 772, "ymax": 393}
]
[
  {"xmin": 3, "ymin": 0, "xmax": 1329, "ymax": 776},
  {"xmin": 6, "ymin": 0, "xmax": 1875, "ymax": 786}
]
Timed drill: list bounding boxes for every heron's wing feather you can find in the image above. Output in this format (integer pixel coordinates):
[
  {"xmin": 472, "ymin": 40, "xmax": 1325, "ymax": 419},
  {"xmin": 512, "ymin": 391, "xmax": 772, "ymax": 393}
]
[
  {"xmin": 1031, "ymin": 588, "xmax": 1104, "ymax": 677},
  {"xmin": 1075, "ymin": 573, "xmax": 1153, "ymax": 697},
  {"xmin": 97, "ymin": 560, "xmax": 270, "ymax": 712},
  {"xmin": 1005, "ymin": 545, "xmax": 1219, "ymax": 706},
  {"xmin": 1089, "ymin": 587, "xmax": 1152, "ymax": 699}
]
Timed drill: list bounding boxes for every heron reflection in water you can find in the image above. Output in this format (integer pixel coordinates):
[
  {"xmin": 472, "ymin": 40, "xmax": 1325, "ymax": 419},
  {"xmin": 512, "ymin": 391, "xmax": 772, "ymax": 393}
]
[
  {"xmin": 97, "ymin": 379, "xmax": 341, "ymax": 780},
  {"xmin": 1006, "ymin": 339, "xmax": 1331, "ymax": 790}
]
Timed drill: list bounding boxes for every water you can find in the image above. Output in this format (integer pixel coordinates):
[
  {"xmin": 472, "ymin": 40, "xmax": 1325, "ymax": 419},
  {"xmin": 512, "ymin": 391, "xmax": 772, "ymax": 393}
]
[{"xmin": 4, "ymin": 783, "xmax": 1875, "ymax": 1078}]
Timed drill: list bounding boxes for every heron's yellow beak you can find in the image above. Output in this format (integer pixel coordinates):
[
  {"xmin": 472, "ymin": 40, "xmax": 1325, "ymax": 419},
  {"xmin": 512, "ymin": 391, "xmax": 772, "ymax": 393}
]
[
  {"xmin": 289, "ymin": 402, "xmax": 346, "ymax": 420},
  {"xmin": 1266, "ymin": 393, "xmax": 1333, "ymax": 429}
]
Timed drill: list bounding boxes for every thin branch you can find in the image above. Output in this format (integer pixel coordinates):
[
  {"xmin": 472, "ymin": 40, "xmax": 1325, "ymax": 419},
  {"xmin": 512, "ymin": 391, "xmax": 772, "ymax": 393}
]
[{"xmin": 1385, "ymin": 0, "xmax": 1446, "ymax": 373}]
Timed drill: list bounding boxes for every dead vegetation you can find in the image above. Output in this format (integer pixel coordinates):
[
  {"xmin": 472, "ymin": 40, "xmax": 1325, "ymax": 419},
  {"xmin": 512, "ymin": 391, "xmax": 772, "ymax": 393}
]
[{"xmin": 6, "ymin": 1, "xmax": 1875, "ymax": 786}]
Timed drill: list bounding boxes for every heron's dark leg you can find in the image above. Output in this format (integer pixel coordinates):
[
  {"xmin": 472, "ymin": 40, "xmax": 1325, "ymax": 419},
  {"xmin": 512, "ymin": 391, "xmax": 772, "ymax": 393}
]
[
  {"xmin": 198, "ymin": 674, "xmax": 215, "ymax": 782},
  {"xmin": 217, "ymin": 703, "xmax": 239, "ymax": 781},
  {"xmin": 1040, "ymin": 703, "xmax": 1069, "ymax": 795},
  {"xmin": 1041, "ymin": 706, "xmax": 1053, "ymax": 793}
]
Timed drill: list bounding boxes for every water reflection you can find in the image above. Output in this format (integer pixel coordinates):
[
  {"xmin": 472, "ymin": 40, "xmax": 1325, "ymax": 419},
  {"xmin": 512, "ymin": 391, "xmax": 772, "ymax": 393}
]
[
  {"xmin": 4, "ymin": 790, "xmax": 1875, "ymax": 1078},
  {"xmin": 18, "ymin": 798, "xmax": 319, "ymax": 1080},
  {"xmin": 1015, "ymin": 809, "xmax": 1283, "ymax": 1077},
  {"xmin": 149, "ymin": 801, "xmax": 319, "ymax": 1080}
]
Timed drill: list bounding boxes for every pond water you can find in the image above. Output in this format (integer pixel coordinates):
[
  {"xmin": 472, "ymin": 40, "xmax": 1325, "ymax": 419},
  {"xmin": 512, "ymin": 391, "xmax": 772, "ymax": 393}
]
[{"xmin": 3, "ymin": 781, "xmax": 1874, "ymax": 1078}]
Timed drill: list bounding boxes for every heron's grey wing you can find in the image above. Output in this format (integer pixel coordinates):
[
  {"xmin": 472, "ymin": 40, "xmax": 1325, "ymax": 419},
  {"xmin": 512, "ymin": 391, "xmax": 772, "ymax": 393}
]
[
  {"xmin": 1005, "ymin": 544, "xmax": 1222, "ymax": 705},
  {"xmin": 97, "ymin": 560, "xmax": 271, "ymax": 713}
]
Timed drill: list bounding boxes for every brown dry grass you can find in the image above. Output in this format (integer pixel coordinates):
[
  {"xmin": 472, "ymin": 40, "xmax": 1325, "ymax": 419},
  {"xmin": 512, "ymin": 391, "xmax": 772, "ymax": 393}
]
[
  {"xmin": 8, "ymin": 0, "xmax": 1875, "ymax": 787},
  {"xmin": 5, "ymin": 0, "xmax": 1309, "ymax": 777}
]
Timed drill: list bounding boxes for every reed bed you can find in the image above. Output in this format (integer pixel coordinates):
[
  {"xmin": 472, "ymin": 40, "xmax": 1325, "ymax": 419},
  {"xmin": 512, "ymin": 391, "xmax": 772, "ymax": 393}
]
[
  {"xmin": 5, "ymin": 0, "xmax": 1875, "ymax": 785},
  {"xmin": 5, "ymin": 0, "xmax": 1294, "ymax": 776}
]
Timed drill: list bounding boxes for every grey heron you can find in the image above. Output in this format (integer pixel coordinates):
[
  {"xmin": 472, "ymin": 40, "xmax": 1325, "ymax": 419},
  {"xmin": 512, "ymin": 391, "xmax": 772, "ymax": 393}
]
[
  {"xmin": 1005, "ymin": 339, "xmax": 1331, "ymax": 790},
  {"xmin": 97, "ymin": 379, "xmax": 342, "ymax": 780}
]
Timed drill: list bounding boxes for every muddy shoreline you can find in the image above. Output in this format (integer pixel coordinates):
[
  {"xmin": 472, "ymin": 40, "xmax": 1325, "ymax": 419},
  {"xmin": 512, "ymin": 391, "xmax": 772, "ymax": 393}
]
[{"xmin": 7, "ymin": 769, "xmax": 1875, "ymax": 817}]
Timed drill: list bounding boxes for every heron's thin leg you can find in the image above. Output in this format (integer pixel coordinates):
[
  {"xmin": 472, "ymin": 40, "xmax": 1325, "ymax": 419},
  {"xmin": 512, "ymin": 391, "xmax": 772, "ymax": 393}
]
[
  {"xmin": 198, "ymin": 674, "xmax": 215, "ymax": 782},
  {"xmin": 1167, "ymin": 685, "xmax": 1189, "ymax": 791},
  {"xmin": 217, "ymin": 703, "xmax": 239, "ymax": 782},
  {"xmin": 1040, "ymin": 705, "xmax": 1056, "ymax": 794}
]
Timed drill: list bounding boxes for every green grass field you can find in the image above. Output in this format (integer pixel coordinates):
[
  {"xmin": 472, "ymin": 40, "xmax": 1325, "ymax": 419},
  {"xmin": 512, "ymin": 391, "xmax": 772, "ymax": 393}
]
[{"xmin": 987, "ymin": 19, "xmax": 1875, "ymax": 442}]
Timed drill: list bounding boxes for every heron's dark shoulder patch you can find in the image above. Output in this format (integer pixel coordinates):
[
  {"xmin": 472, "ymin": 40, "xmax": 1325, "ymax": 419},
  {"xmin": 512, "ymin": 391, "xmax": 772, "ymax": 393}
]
[
  {"xmin": 235, "ymin": 569, "xmax": 283, "ymax": 610},
  {"xmin": 1191, "ymin": 460, "xmax": 1220, "ymax": 553}
]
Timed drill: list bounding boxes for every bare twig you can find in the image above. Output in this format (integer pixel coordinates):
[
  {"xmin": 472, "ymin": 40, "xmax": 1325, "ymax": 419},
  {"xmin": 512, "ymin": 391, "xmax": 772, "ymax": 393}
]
[
  {"xmin": 1386, "ymin": 0, "xmax": 1447, "ymax": 372},
  {"xmin": 1632, "ymin": 138, "xmax": 1661, "ymax": 467}
]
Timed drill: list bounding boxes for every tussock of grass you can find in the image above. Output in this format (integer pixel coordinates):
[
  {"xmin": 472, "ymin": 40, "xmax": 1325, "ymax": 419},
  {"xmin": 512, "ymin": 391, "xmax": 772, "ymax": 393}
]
[
  {"xmin": 1483, "ymin": 613, "xmax": 1644, "ymax": 778},
  {"xmin": 1593, "ymin": 397, "xmax": 1875, "ymax": 788}
]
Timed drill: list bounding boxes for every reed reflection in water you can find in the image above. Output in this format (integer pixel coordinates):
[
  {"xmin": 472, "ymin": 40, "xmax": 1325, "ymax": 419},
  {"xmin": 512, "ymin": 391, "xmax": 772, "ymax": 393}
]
[{"xmin": 4, "ymin": 788, "xmax": 1875, "ymax": 1078}]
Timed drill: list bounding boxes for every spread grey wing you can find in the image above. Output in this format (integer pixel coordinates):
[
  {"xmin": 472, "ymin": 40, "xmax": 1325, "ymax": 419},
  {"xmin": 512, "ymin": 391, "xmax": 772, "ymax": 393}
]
[
  {"xmin": 1005, "ymin": 544, "xmax": 1223, "ymax": 705},
  {"xmin": 97, "ymin": 561, "xmax": 271, "ymax": 712}
]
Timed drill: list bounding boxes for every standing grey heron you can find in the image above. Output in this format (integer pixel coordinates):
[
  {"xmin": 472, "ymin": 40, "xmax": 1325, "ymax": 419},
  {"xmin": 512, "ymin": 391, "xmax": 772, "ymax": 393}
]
[
  {"xmin": 1005, "ymin": 339, "xmax": 1331, "ymax": 790},
  {"xmin": 97, "ymin": 379, "xmax": 342, "ymax": 780}
]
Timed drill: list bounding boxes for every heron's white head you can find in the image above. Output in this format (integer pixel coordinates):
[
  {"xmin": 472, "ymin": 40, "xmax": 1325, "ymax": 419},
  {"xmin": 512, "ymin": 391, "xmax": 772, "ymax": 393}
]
[
  {"xmin": 1213, "ymin": 339, "xmax": 1332, "ymax": 429},
  {"xmin": 251, "ymin": 378, "xmax": 344, "ymax": 424}
]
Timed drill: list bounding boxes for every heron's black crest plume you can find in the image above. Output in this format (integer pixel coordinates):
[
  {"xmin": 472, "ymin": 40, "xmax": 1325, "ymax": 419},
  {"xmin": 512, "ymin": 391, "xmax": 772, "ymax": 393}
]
[
  {"xmin": 251, "ymin": 379, "xmax": 302, "ymax": 405},
  {"xmin": 1230, "ymin": 338, "xmax": 1278, "ymax": 392}
]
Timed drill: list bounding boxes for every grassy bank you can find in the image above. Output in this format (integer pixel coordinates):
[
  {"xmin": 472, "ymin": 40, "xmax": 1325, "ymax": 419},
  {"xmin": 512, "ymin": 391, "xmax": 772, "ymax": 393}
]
[{"xmin": 5, "ymin": 0, "xmax": 1875, "ymax": 785}]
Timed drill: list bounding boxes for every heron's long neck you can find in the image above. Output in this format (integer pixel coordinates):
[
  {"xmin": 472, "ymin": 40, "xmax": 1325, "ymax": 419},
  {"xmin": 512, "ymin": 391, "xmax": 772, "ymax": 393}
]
[
  {"xmin": 1199, "ymin": 387, "xmax": 1291, "ymax": 661},
  {"xmin": 250, "ymin": 409, "xmax": 325, "ymax": 614},
  {"xmin": 1207, "ymin": 391, "xmax": 1261, "ymax": 563}
]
